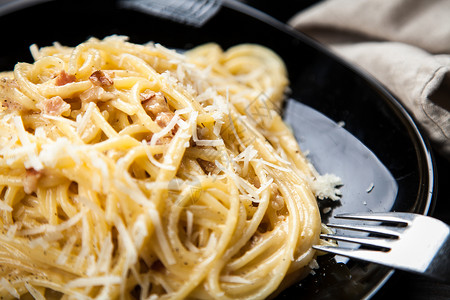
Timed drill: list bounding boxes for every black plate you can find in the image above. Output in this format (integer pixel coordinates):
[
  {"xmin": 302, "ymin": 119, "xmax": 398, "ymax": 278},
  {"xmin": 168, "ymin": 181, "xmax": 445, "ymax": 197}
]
[{"xmin": 0, "ymin": 0, "xmax": 435, "ymax": 299}]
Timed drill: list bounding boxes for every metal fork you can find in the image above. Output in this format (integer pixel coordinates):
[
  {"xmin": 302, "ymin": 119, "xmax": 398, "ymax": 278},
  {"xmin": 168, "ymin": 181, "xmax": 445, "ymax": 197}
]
[{"xmin": 313, "ymin": 212, "xmax": 450, "ymax": 282}]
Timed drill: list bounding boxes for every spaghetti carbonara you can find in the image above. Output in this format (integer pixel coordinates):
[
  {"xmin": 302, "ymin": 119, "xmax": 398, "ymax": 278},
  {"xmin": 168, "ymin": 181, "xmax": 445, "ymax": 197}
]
[{"xmin": 0, "ymin": 36, "xmax": 333, "ymax": 299}]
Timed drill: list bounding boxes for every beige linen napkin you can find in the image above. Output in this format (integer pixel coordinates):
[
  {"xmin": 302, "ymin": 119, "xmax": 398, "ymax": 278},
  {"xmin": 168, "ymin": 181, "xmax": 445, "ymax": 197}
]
[{"xmin": 289, "ymin": 0, "xmax": 450, "ymax": 160}]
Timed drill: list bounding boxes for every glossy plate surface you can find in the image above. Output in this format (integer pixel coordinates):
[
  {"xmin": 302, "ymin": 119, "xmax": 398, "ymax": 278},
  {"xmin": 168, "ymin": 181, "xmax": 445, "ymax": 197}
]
[{"xmin": 0, "ymin": 0, "xmax": 435, "ymax": 298}]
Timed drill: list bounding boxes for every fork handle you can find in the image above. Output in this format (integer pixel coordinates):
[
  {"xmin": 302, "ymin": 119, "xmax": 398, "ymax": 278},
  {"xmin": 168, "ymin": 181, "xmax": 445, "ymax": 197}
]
[{"xmin": 425, "ymin": 234, "xmax": 450, "ymax": 282}]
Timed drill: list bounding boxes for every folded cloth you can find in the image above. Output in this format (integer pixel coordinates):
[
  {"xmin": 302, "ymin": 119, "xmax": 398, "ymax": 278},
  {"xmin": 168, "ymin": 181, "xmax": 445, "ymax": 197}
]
[{"xmin": 289, "ymin": 0, "xmax": 450, "ymax": 160}]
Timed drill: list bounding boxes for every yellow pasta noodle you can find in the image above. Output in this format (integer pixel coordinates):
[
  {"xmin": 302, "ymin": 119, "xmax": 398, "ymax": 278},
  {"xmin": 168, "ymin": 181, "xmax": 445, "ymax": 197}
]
[{"xmin": 0, "ymin": 36, "xmax": 328, "ymax": 299}]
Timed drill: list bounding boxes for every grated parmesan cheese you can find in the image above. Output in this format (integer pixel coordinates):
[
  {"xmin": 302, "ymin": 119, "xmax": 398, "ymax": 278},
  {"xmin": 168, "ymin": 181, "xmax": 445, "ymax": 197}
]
[
  {"xmin": 65, "ymin": 276, "xmax": 121, "ymax": 288},
  {"xmin": 0, "ymin": 200, "xmax": 12, "ymax": 212},
  {"xmin": 96, "ymin": 233, "xmax": 114, "ymax": 274},
  {"xmin": 190, "ymin": 111, "xmax": 224, "ymax": 147},
  {"xmin": 310, "ymin": 173, "xmax": 342, "ymax": 201},
  {"xmin": 132, "ymin": 214, "xmax": 149, "ymax": 250},
  {"xmin": 24, "ymin": 282, "xmax": 45, "ymax": 300},
  {"xmin": 13, "ymin": 116, "xmax": 44, "ymax": 170},
  {"xmin": 1, "ymin": 277, "xmax": 20, "ymax": 299},
  {"xmin": 19, "ymin": 210, "xmax": 83, "ymax": 236},
  {"xmin": 28, "ymin": 237, "xmax": 50, "ymax": 250}
]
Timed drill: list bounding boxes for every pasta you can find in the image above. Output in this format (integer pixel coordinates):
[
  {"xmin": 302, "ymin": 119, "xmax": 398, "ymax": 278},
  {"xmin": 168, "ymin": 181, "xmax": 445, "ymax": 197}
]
[{"xmin": 0, "ymin": 36, "xmax": 331, "ymax": 299}]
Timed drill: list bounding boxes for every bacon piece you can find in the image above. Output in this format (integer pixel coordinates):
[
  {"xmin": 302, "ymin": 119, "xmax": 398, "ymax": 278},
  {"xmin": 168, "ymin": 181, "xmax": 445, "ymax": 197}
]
[
  {"xmin": 141, "ymin": 90, "xmax": 179, "ymax": 145},
  {"xmin": 141, "ymin": 91, "xmax": 170, "ymax": 116},
  {"xmin": 55, "ymin": 70, "xmax": 76, "ymax": 86},
  {"xmin": 197, "ymin": 158, "xmax": 216, "ymax": 174},
  {"xmin": 155, "ymin": 112, "xmax": 175, "ymax": 129},
  {"xmin": 141, "ymin": 91, "xmax": 177, "ymax": 131},
  {"xmin": 37, "ymin": 96, "xmax": 70, "ymax": 115},
  {"xmin": 89, "ymin": 70, "xmax": 113, "ymax": 87},
  {"xmin": 23, "ymin": 168, "xmax": 42, "ymax": 194}
]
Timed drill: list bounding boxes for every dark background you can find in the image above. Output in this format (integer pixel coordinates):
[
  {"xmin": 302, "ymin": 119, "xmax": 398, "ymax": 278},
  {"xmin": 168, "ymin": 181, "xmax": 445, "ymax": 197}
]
[{"xmin": 240, "ymin": 1, "xmax": 450, "ymax": 299}]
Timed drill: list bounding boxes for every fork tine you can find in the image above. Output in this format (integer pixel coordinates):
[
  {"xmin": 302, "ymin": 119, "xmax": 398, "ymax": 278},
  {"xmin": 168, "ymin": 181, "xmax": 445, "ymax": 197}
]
[
  {"xmin": 313, "ymin": 245, "xmax": 389, "ymax": 266},
  {"xmin": 326, "ymin": 223, "xmax": 404, "ymax": 237},
  {"xmin": 317, "ymin": 212, "xmax": 450, "ymax": 282},
  {"xmin": 320, "ymin": 233, "xmax": 394, "ymax": 249},
  {"xmin": 335, "ymin": 212, "xmax": 413, "ymax": 224}
]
